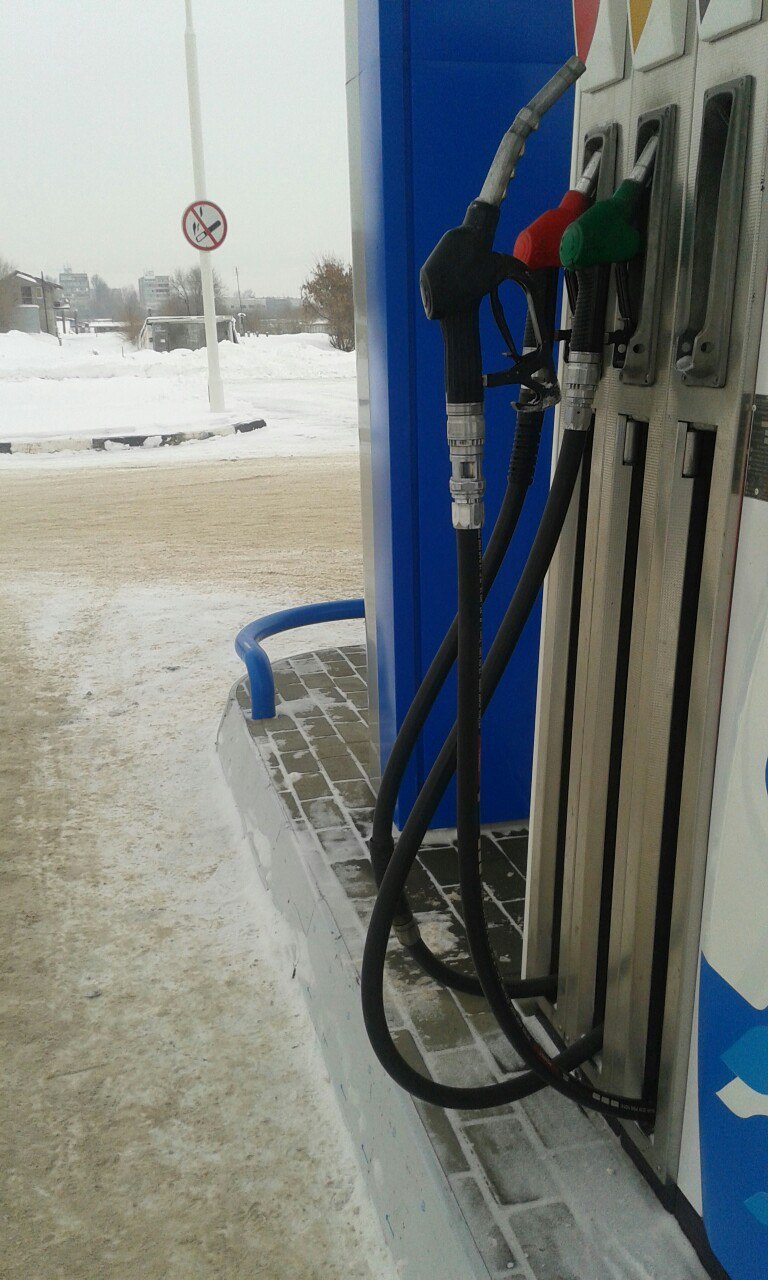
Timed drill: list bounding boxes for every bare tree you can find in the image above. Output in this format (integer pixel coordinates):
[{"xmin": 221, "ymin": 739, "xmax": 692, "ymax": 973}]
[
  {"xmin": 118, "ymin": 288, "xmax": 144, "ymax": 345},
  {"xmin": 301, "ymin": 256, "xmax": 354, "ymax": 352},
  {"xmin": 243, "ymin": 304, "xmax": 266, "ymax": 335},
  {"xmin": 165, "ymin": 266, "xmax": 224, "ymax": 316},
  {"xmin": 90, "ymin": 274, "xmax": 115, "ymax": 318}
]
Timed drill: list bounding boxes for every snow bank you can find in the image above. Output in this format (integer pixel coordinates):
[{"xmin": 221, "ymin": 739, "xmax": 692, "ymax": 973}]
[
  {"xmin": 0, "ymin": 329, "xmax": 359, "ymax": 459},
  {"xmin": 0, "ymin": 329, "xmax": 353, "ymax": 383}
]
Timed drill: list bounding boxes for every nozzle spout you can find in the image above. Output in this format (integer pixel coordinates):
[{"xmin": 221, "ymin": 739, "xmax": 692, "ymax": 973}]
[
  {"xmin": 575, "ymin": 147, "xmax": 604, "ymax": 198},
  {"xmin": 629, "ymin": 134, "xmax": 659, "ymax": 186},
  {"xmin": 478, "ymin": 56, "xmax": 586, "ymax": 208}
]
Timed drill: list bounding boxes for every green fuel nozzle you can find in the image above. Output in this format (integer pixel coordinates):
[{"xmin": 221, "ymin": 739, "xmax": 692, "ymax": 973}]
[{"xmin": 559, "ymin": 135, "xmax": 659, "ymax": 270}]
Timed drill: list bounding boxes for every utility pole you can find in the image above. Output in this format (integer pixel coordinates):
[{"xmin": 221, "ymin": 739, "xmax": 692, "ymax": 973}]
[
  {"xmin": 183, "ymin": 0, "xmax": 225, "ymax": 411},
  {"xmin": 235, "ymin": 266, "xmax": 245, "ymax": 335}
]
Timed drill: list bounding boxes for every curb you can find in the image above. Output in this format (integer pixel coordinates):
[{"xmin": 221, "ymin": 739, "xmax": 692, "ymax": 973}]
[
  {"xmin": 0, "ymin": 418, "xmax": 266, "ymax": 456},
  {"xmin": 216, "ymin": 677, "xmax": 490, "ymax": 1280}
]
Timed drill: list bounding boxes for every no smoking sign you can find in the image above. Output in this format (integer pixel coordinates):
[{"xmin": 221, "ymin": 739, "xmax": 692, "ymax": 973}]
[{"xmin": 182, "ymin": 199, "xmax": 228, "ymax": 252}]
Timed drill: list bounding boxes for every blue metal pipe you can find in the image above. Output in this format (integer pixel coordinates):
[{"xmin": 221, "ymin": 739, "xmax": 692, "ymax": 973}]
[{"xmin": 235, "ymin": 599, "xmax": 365, "ymax": 720}]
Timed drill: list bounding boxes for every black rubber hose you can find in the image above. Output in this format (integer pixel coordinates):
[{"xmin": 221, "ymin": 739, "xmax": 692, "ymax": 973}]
[
  {"xmin": 368, "ymin": 475, "xmax": 526, "ymax": 894},
  {"xmin": 369, "ymin": 418, "xmax": 541, "ymax": 891},
  {"xmin": 361, "ymin": 526, "xmax": 600, "ymax": 1108},
  {"xmin": 451, "ymin": 435, "xmax": 655, "ymax": 1121},
  {"xmin": 371, "ymin": 421, "xmax": 554, "ymax": 1001},
  {"xmin": 362, "ymin": 433, "xmax": 598, "ymax": 1105},
  {"xmin": 370, "ymin": 275, "xmax": 558, "ymax": 907},
  {"xmin": 369, "ymin": 286, "xmax": 557, "ymax": 998},
  {"xmin": 363, "ymin": 431, "xmax": 654, "ymax": 1118},
  {"xmin": 370, "ymin": 274, "xmax": 559, "ymax": 893},
  {"xmin": 459, "ymin": 734, "xmax": 655, "ymax": 1120},
  {"xmin": 455, "ymin": 525, "xmax": 483, "ymax": 975}
]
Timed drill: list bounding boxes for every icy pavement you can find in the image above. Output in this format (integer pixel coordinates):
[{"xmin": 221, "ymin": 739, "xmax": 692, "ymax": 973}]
[
  {"xmin": 0, "ymin": 329, "xmax": 358, "ymax": 463},
  {"xmin": 0, "ymin": 573, "xmax": 390, "ymax": 1279}
]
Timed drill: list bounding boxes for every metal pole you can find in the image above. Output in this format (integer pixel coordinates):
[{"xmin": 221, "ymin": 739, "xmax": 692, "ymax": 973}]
[
  {"xmin": 235, "ymin": 265, "xmax": 244, "ymax": 332},
  {"xmin": 184, "ymin": 0, "xmax": 225, "ymax": 411},
  {"xmin": 40, "ymin": 270, "xmax": 50, "ymax": 335}
]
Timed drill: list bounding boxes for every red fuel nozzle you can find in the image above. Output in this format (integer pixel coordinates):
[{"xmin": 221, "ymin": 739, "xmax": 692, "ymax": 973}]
[{"xmin": 513, "ymin": 190, "xmax": 591, "ymax": 270}]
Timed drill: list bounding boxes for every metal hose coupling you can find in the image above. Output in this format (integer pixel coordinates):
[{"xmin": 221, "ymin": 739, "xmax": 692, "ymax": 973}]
[
  {"xmin": 393, "ymin": 916, "xmax": 422, "ymax": 948},
  {"xmin": 562, "ymin": 352, "xmax": 602, "ymax": 431},
  {"xmin": 447, "ymin": 402, "xmax": 485, "ymax": 529}
]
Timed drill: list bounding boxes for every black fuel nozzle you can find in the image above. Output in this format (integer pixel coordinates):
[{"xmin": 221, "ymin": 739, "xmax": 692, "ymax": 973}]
[
  {"xmin": 419, "ymin": 58, "xmax": 585, "ymax": 531},
  {"xmin": 420, "ymin": 200, "xmax": 558, "ymax": 407},
  {"xmin": 420, "ymin": 199, "xmax": 564, "ymax": 528},
  {"xmin": 419, "ymin": 200, "xmax": 503, "ymax": 407}
]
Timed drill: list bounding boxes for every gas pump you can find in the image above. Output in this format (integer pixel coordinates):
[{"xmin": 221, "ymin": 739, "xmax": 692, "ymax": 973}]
[
  {"xmin": 527, "ymin": 15, "xmax": 768, "ymax": 1280},
  {"xmin": 361, "ymin": 3, "xmax": 768, "ymax": 1277}
]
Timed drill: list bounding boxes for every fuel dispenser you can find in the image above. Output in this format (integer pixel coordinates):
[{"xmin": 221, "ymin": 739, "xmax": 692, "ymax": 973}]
[
  {"xmin": 361, "ymin": 3, "xmax": 768, "ymax": 1277},
  {"xmin": 528, "ymin": 11, "xmax": 768, "ymax": 1279}
]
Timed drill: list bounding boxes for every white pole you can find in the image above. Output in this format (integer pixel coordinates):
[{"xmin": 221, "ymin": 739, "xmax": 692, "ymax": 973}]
[{"xmin": 184, "ymin": 0, "xmax": 225, "ymax": 412}]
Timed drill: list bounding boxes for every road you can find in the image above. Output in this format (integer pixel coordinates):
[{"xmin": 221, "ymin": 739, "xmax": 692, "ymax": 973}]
[
  {"xmin": 0, "ymin": 454, "xmax": 362, "ymax": 591},
  {"xmin": 0, "ymin": 454, "xmax": 396, "ymax": 1280}
]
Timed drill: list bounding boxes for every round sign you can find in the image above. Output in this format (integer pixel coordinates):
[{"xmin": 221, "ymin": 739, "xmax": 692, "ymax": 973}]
[{"xmin": 182, "ymin": 200, "xmax": 228, "ymax": 252}]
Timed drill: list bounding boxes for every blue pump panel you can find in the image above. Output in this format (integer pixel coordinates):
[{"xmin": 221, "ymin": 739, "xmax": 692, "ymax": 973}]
[
  {"xmin": 695, "ymin": 495, "xmax": 768, "ymax": 1280},
  {"xmin": 349, "ymin": 1, "xmax": 576, "ymax": 826},
  {"xmin": 698, "ymin": 958, "xmax": 768, "ymax": 1280}
]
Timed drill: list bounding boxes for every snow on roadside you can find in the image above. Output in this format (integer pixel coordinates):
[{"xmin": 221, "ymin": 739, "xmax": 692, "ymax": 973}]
[{"xmin": 0, "ymin": 330, "xmax": 358, "ymax": 460}]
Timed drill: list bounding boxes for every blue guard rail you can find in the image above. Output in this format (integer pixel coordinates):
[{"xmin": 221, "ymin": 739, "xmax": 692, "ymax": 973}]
[{"xmin": 235, "ymin": 598, "xmax": 365, "ymax": 720}]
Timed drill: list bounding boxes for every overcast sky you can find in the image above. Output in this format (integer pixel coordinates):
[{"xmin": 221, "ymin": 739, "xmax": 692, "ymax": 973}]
[{"xmin": 0, "ymin": 1, "xmax": 352, "ymax": 298}]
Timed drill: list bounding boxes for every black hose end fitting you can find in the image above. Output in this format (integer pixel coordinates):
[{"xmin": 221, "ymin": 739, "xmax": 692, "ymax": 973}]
[{"xmin": 395, "ymin": 920, "xmax": 422, "ymax": 947}]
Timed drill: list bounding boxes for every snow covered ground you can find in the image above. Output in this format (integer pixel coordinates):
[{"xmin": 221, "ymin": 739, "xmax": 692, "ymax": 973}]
[
  {"xmin": 0, "ymin": 573, "xmax": 389, "ymax": 1279},
  {"xmin": 0, "ymin": 329, "xmax": 358, "ymax": 463},
  {"xmin": 0, "ymin": 455, "xmax": 390, "ymax": 1277},
  {"xmin": 0, "ymin": 329, "xmax": 397, "ymax": 1276}
]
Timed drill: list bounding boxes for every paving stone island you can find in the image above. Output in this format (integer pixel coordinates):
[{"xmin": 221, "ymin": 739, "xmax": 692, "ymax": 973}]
[{"xmin": 218, "ymin": 645, "xmax": 708, "ymax": 1280}]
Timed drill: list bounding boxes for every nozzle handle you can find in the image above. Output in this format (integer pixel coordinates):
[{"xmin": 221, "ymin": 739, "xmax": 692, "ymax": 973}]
[
  {"xmin": 560, "ymin": 135, "xmax": 660, "ymax": 271},
  {"xmin": 420, "ymin": 201, "xmax": 502, "ymax": 404},
  {"xmin": 514, "ymin": 191, "xmax": 591, "ymax": 271}
]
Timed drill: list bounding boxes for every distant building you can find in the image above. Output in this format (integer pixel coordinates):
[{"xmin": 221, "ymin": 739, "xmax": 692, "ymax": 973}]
[
  {"xmin": 0, "ymin": 270, "xmax": 63, "ymax": 336},
  {"xmin": 241, "ymin": 295, "xmax": 305, "ymax": 334},
  {"xmin": 59, "ymin": 268, "xmax": 91, "ymax": 316},
  {"xmin": 264, "ymin": 296, "xmax": 302, "ymax": 318},
  {"xmin": 240, "ymin": 295, "xmax": 300, "ymax": 316},
  {"xmin": 138, "ymin": 314, "xmax": 237, "ymax": 353},
  {"xmin": 138, "ymin": 272, "xmax": 171, "ymax": 314},
  {"xmin": 89, "ymin": 319, "xmax": 125, "ymax": 333}
]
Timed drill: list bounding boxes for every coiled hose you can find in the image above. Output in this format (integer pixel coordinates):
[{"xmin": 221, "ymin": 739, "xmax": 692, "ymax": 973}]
[
  {"xmin": 361, "ymin": 430, "xmax": 600, "ymax": 1109},
  {"xmin": 368, "ymin": 297, "xmax": 558, "ymax": 1004}
]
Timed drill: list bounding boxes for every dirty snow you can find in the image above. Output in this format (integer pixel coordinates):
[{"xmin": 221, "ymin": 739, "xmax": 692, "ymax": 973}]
[
  {"xmin": 0, "ymin": 329, "xmax": 357, "ymax": 462},
  {"xmin": 0, "ymin": 333, "xmax": 393, "ymax": 1276},
  {"xmin": 1, "ymin": 571, "xmax": 389, "ymax": 1279}
]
